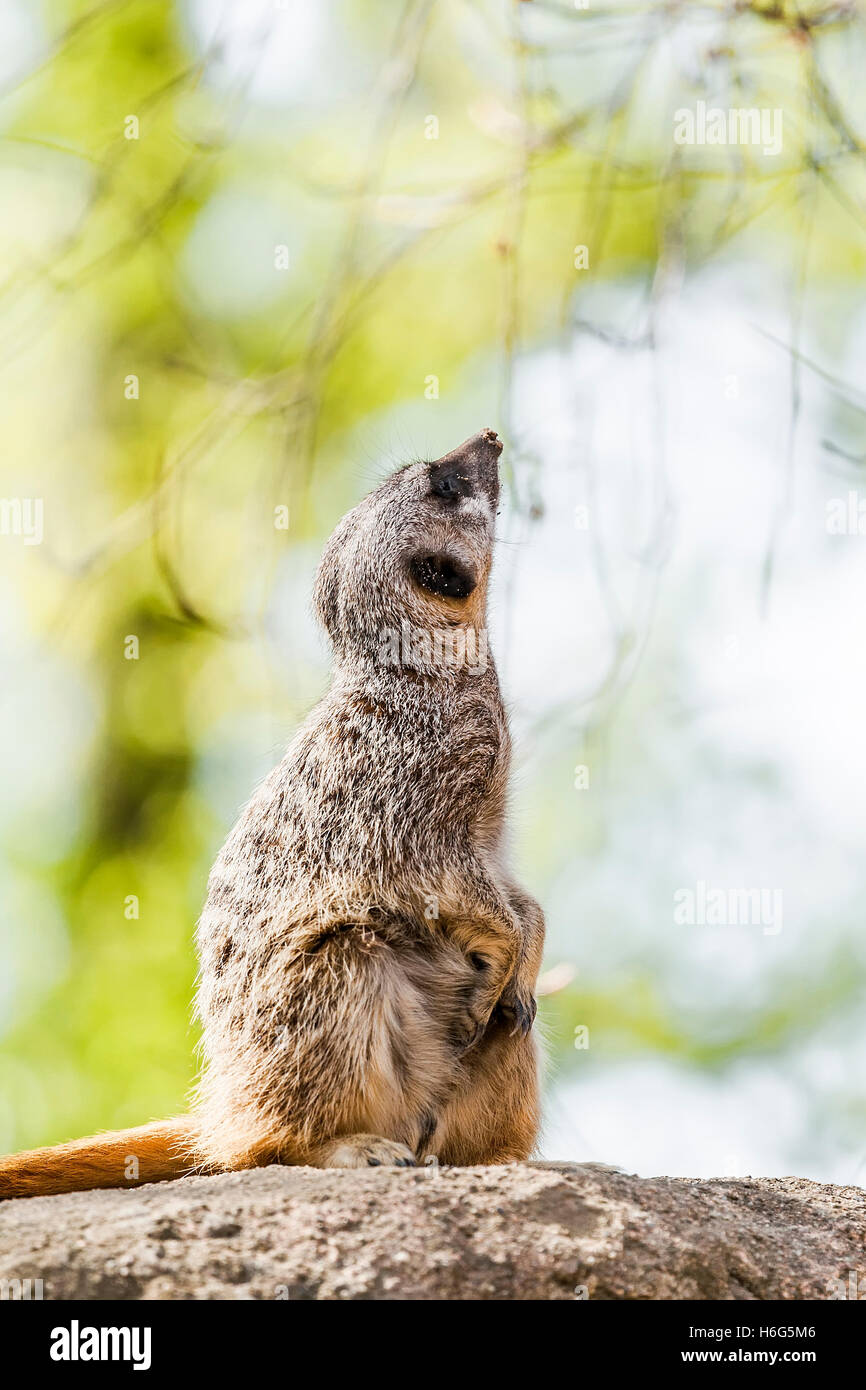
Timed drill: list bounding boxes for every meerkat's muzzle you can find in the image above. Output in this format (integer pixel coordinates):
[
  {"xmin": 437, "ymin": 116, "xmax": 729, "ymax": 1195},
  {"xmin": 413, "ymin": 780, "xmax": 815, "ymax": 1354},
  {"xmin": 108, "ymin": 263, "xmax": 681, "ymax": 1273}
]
[{"xmin": 428, "ymin": 428, "xmax": 502, "ymax": 508}]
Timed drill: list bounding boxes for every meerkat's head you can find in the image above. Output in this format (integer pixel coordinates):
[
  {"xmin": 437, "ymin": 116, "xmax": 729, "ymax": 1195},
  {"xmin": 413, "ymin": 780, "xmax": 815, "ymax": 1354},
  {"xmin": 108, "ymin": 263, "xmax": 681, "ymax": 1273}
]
[{"xmin": 314, "ymin": 428, "xmax": 502, "ymax": 671}]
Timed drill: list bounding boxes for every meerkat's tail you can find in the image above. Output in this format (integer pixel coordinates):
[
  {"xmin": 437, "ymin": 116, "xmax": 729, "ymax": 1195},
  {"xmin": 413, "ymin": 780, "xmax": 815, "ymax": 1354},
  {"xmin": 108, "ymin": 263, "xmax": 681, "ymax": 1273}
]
[{"xmin": 0, "ymin": 1117, "xmax": 203, "ymax": 1200}]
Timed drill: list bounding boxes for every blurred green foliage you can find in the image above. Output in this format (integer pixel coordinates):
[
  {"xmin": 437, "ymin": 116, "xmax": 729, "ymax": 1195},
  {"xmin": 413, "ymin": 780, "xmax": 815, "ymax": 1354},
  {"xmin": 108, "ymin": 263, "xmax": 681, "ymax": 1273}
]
[{"xmin": 1, "ymin": 0, "xmax": 865, "ymax": 1158}]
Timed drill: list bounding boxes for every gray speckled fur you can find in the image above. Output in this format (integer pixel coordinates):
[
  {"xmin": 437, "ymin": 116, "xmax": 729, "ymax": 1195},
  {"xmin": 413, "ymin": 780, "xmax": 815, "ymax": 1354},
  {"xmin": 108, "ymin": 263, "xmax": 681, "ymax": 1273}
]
[{"xmin": 194, "ymin": 431, "xmax": 544, "ymax": 1170}]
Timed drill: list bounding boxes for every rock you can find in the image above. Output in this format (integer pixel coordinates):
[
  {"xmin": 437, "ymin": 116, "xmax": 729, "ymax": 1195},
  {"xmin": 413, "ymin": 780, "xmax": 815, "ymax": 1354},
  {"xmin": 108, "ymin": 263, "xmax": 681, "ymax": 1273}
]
[{"xmin": 0, "ymin": 1163, "xmax": 863, "ymax": 1300}]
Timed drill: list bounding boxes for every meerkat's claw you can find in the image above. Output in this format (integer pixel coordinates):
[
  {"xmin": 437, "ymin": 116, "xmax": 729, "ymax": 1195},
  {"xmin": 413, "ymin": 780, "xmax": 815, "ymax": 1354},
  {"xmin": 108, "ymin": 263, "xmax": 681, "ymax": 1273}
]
[{"xmin": 497, "ymin": 991, "xmax": 537, "ymax": 1037}]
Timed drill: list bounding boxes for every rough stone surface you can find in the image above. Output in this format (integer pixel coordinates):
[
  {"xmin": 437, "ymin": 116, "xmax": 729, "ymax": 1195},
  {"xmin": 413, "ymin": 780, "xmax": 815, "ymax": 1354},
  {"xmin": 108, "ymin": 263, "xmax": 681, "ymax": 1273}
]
[{"xmin": 0, "ymin": 1163, "xmax": 863, "ymax": 1300}]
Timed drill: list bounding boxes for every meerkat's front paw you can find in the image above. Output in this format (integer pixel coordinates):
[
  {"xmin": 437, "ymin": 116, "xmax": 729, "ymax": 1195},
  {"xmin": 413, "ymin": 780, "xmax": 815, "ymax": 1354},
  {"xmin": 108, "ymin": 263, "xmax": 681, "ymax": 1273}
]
[
  {"xmin": 451, "ymin": 955, "xmax": 503, "ymax": 1053},
  {"xmin": 313, "ymin": 1134, "xmax": 417, "ymax": 1168},
  {"xmin": 451, "ymin": 1008, "xmax": 488, "ymax": 1054}
]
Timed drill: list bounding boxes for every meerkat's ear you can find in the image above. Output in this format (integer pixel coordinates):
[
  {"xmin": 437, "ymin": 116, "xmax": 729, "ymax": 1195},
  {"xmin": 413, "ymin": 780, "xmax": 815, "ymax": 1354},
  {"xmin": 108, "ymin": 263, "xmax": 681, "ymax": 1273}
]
[
  {"xmin": 409, "ymin": 552, "xmax": 477, "ymax": 599},
  {"xmin": 313, "ymin": 542, "xmax": 341, "ymax": 645}
]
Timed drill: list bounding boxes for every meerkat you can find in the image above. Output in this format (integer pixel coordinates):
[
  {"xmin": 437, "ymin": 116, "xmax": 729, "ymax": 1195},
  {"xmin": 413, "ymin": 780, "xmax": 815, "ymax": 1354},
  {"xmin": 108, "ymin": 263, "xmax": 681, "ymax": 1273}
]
[{"xmin": 0, "ymin": 428, "xmax": 545, "ymax": 1197}]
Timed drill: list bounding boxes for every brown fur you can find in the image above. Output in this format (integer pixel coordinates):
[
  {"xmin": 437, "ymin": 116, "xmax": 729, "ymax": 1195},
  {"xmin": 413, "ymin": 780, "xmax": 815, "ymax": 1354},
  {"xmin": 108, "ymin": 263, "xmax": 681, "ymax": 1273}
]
[
  {"xmin": 0, "ymin": 429, "xmax": 544, "ymax": 1195},
  {"xmin": 0, "ymin": 1119, "xmax": 199, "ymax": 1198}
]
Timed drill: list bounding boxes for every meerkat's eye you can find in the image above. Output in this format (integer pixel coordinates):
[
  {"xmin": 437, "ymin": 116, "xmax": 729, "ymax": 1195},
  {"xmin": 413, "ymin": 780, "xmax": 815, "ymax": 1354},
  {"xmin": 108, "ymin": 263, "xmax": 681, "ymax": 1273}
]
[
  {"xmin": 410, "ymin": 552, "xmax": 477, "ymax": 599},
  {"xmin": 430, "ymin": 466, "xmax": 472, "ymax": 503}
]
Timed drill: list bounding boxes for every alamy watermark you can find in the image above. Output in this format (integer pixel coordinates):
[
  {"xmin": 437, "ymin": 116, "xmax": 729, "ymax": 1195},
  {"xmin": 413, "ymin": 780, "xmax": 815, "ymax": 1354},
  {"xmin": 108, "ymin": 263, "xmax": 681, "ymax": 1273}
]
[
  {"xmin": 826, "ymin": 491, "xmax": 866, "ymax": 535},
  {"xmin": 0, "ymin": 497, "xmax": 43, "ymax": 545},
  {"xmin": 377, "ymin": 620, "xmax": 488, "ymax": 673},
  {"xmin": 674, "ymin": 101, "xmax": 783, "ymax": 157},
  {"xmin": 50, "ymin": 1321, "xmax": 151, "ymax": 1370},
  {"xmin": 1, "ymin": 1276, "xmax": 44, "ymax": 1300},
  {"xmin": 674, "ymin": 881, "xmax": 783, "ymax": 936},
  {"xmin": 828, "ymin": 1270, "xmax": 865, "ymax": 1300}
]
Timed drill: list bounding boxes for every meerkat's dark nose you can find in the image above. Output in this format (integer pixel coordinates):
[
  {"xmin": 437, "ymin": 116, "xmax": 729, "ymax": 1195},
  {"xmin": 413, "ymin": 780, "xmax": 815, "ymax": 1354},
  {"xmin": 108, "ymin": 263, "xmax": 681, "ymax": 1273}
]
[
  {"xmin": 477, "ymin": 427, "xmax": 503, "ymax": 455},
  {"xmin": 430, "ymin": 429, "xmax": 502, "ymax": 504},
  {"xmin": 459, "ymin": 428, "xmax": 503, "ymax": 460}
]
